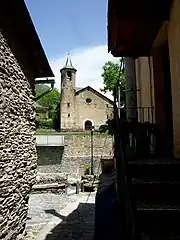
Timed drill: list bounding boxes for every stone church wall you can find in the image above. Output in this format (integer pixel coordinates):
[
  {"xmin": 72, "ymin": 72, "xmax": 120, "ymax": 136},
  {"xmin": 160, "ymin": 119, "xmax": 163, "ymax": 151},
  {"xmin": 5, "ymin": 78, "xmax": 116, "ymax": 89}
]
[
  {"xmin": 37, "ymin": 133, "xmax": 113, "ymax": 178},
  {"xmin": 75, "ymin": 90, "xmax": 113, "ymax": 131},
  {"xmin": 0, "ymin": 32, "xmax": 37, "ymax": 239}
]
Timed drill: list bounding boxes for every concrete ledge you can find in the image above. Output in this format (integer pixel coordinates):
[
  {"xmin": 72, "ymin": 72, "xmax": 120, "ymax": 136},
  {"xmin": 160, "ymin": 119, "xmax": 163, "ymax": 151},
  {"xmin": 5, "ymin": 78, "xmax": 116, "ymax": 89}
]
[
  {"xmin": 33, "ymin": 173, "xmax": 68, "ymax": 194},
  {"xmin": 36, "ymin": 172, "xmax": 68, "ymax": 185},
  {"xmin": 36, "ymin": 135, "xmax": 64, "ymax": 146},
  {"xmin": 31, "ymin": 183, "xmax": 67, "ymax": 194},
  {"xmin": 32, "ymin": 183, "xmax": 66, "ymax": 190}
]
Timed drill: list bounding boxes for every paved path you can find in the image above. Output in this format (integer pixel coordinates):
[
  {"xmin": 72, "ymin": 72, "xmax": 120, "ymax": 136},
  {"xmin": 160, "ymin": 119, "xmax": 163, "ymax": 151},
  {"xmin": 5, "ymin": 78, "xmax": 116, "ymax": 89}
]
[{"xmin": 24, "ymin": 192, "xmax": 95, "ymax": 240}]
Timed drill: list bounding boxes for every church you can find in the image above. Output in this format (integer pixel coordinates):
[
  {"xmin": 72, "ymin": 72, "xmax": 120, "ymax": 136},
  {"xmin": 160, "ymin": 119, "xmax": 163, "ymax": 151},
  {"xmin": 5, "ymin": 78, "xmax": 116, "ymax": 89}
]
[{"xmin": 60, "ymin": 56, "xmax": 114, "ymax": 131}]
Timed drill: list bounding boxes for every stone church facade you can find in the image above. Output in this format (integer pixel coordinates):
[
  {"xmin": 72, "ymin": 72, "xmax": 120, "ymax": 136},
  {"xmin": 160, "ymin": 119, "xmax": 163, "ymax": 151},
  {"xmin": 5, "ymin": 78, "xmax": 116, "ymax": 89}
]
[{"xmin": 60, "ymin": 57, "xmax": 114, "ymax": 131}]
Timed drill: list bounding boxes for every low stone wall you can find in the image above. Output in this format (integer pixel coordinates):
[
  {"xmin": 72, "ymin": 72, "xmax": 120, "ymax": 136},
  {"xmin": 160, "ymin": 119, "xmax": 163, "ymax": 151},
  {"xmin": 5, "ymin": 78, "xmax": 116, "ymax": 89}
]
[
  {"xmin": 63, "ymin": 134, "xmax": 113, "ymax": 158},
  {"xmin": 37, "ymin": 156, "xmax": 101, "ymax": 178},
  {"xmin": 32, "ymin": 173, "xmax": 68, "ymax": 194},
  {"xmin": 37, "ymin": 133, "xmax": 113, "ymax": 178}
]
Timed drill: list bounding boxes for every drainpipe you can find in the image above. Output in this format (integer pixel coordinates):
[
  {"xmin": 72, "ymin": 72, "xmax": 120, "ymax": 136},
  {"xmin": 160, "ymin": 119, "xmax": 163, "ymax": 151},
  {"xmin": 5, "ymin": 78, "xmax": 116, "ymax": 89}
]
[
  {"xmin": 124, "ymin": 57, "xmax": 137, "ymax": 122},
  {"xmin": 35, "ymin": 77, "xmax": 55, "ymax": 101}
]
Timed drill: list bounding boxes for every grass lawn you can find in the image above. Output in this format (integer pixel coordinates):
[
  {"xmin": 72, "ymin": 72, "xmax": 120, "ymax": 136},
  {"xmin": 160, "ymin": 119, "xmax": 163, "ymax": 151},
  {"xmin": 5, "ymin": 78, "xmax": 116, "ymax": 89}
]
[
  {"xmin": 36, "ymin": 128, "xmax": 60, "ymax": 135},
  {"xmin": 36, "ymin": 128, "xmax": 108, "ymax": 136}
]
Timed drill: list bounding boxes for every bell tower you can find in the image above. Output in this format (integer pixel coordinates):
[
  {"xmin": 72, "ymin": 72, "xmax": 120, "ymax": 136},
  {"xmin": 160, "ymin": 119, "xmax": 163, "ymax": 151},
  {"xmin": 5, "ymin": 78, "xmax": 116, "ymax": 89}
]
[{"xmin": 60, "ymin": 55, "xmax": 77, "ymax": 131}]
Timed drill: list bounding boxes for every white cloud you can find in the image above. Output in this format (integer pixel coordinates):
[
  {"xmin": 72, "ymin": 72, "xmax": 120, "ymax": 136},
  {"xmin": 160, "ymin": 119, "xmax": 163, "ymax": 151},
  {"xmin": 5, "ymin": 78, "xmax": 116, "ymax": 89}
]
[{"xmin": 50, "ymin": 45, "xmax": 118, "ymax": 100}]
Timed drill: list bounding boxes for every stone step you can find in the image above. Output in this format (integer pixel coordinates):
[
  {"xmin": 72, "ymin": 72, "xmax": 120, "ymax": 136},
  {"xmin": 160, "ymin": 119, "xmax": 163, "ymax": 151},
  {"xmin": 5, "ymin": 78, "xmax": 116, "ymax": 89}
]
[
  {"xmin": 131, "ymin": 179, "xmax": 180, "ymax": 205},
  {"xmin": 128, "ymin": 159, "xmax": 180, "ymax": 180},
  {"xmin": 136, "ymin": 202, "xmax": 180, "ymax": 211},
  {"xmin": 135, "ymin": 206, "xmax": 180, "ymax": 237},
  {"xmin": 128, "ymin": 159, "xmax": 180, "ymax": 238},
  {"xmin": 31, "ymin": 183, "xmax": 66, "ymax": 194}
]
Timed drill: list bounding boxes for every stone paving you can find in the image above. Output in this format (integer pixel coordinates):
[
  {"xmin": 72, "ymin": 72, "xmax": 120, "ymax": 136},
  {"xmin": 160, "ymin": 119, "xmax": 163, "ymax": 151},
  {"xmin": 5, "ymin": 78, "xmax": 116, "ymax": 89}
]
[{"xmin": 24, "ymin": 192, "xmax": 95, "ymax": 240}]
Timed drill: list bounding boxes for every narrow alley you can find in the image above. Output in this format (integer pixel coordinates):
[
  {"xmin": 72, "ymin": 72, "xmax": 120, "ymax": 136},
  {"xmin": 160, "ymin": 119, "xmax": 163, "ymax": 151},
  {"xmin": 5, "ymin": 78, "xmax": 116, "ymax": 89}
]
[{"xmin": 3, "ymin": 0, "xmax": 180, "ymax": 240}]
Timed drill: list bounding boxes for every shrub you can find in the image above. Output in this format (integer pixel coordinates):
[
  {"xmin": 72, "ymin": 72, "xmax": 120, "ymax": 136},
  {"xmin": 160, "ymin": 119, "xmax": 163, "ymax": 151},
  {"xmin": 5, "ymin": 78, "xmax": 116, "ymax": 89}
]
[
  {"xmin": 84, "ymin": 164, "xmax": 91, "ymax": 175},
  {"xmin": 99, "ymin": 124, "xmax": 108, "ymax": 133},
  {"xmin": 36, "ymin": 118, "xmax": 53, "ymax": 129}
]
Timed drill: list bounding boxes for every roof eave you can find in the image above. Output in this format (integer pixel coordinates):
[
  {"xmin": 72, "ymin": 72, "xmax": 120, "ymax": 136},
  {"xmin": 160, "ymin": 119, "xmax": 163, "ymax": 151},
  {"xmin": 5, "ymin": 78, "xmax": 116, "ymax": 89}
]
[
  {"xmin": 107, "ymin": 0, "xmax": 173, "ymax": 57},
  {"xmin": 75, "ymin": 86, "xmax": 114, "ymax": 105},
  {"xmin": 0, "ymin": 0, "xmax": 54, "ymax": 78}
]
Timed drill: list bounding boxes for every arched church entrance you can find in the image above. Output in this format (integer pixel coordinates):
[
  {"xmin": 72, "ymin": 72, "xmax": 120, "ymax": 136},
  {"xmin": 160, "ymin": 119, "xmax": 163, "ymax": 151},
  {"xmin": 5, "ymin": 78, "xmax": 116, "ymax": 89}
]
[{"xmin": 84, "ymin": 120, "xmax": 92, "ymax": 130}]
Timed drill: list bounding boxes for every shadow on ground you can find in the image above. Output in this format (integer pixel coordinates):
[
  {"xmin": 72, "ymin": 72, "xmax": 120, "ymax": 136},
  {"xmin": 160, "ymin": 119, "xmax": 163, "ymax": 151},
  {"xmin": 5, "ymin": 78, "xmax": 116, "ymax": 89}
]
[{"xmin": 44, "ymin": 203, "xmax": 95, "ymax": 240}]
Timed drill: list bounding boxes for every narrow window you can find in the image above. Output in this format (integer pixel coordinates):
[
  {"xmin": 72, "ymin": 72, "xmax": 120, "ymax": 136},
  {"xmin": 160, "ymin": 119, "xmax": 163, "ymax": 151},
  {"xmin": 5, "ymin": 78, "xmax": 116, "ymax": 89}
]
[
  {"xmin": 68, "ymin": 113, "xmax": 70, "ymax": 117},
  {"xmin": 67, "ymin": 103, "xmax": 70, "ymax": 107},
  {"xmin": 67, "ymin": 71, "xmax": 72, "ymax": 80},
  {"xmin": 106, "ymin": 104, "xmax": 109, "ymax": 108},
  {"xmin": 107, "ymin": 115, "xmax": 109, "ymax": 120}
]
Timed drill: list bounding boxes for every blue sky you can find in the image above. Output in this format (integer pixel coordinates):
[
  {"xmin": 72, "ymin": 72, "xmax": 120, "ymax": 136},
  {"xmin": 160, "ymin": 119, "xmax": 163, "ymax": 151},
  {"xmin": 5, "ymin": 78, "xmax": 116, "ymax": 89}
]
[
  {"xmin": 25, "ymin": 0, "xmax": 108, "ymax": 59},
  {"xmin": 25, "ymin": 0, "xmax": 116, "ymax": 98}
]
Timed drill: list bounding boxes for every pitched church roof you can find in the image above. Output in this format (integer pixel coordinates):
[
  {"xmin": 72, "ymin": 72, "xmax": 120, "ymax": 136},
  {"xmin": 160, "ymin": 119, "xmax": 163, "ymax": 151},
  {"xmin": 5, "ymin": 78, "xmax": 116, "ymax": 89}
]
[
  {"xmin": 75, "ymin": 87, "xmax": 82, "ymax": 91},
  {"xmin": 75, "ymin": 86, "xmax": 114, "ymax": 105},
  {"xmin": 60, "ymin": 54, "xmax": 77, "ymax": 72}
]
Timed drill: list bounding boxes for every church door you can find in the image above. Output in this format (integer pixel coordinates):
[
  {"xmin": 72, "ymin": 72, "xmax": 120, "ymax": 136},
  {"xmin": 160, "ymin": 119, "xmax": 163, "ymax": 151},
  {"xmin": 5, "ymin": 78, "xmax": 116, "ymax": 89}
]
[{"xmin": 84, "ymin": 120, "xmax": 92, "ymax": 130}]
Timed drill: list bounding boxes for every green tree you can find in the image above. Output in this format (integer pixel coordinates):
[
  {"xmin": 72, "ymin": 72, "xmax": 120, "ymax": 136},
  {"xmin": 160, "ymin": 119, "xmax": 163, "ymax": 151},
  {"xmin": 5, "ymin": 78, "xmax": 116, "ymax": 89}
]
[
  {"xmin": 35, "ymin": 84, "xmax": 60, "ymax": 118},
  {"xmin": 101, "ymin": 60, "xmax": 125, "ymax": 104}
]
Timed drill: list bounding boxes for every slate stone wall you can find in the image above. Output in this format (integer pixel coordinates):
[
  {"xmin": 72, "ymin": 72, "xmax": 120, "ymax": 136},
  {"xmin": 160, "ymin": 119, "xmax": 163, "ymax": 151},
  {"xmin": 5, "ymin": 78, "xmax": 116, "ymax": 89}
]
[
  {"xmin": 37, "ymin": 134, "xmax": 113, "ymax": 178},
  {"xmin": 0, "ymin": 32, "xmax": 36, "ymax": 239},
  {"xmin": 36, "ymin": 146, "xmax": 63, "ymax": 166}
]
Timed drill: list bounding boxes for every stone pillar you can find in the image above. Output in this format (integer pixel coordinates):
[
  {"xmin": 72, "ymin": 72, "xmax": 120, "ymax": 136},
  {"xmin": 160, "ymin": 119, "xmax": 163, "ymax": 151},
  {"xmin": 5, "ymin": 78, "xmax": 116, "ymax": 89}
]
[{"xmin": 124, "ymin": 57, "xmax": 137, "ymax": 122}]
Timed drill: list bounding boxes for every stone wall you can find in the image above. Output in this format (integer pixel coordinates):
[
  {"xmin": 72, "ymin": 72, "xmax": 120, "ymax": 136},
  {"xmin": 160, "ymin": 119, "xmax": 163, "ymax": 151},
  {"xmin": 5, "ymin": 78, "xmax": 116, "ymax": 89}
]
[
  {"xmin": 36, "ymin": 146, "xmax": 63, "ymax": 166},
  {"xmin": 37, "ymin": 133, "xmax": 113, "ymax": 178},
  {"xmin": 75, "ymin": 89, "xmax": 113, "ymax": 131},
  {"xmin": 0, "ymin": 32, "xmax": 36, "ymax": 239}
]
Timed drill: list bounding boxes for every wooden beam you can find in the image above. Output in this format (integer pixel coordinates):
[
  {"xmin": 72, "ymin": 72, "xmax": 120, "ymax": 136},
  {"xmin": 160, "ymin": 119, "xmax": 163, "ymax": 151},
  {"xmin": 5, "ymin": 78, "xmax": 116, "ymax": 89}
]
[{"xmin": 115, "ymin": 0, "xmax": 171, "ymax": 20}]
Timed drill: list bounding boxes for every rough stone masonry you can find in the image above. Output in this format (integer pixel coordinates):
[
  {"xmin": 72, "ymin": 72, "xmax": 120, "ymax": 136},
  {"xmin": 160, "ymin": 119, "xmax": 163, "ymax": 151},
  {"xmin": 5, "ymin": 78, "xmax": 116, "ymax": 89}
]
[
  {"xmin": 0, "ymin": 32, "xmax": 37, "ymax": 239},
  {"xmin": 37, "ymin": 134, "xmax": 113, "ymax": 178}
]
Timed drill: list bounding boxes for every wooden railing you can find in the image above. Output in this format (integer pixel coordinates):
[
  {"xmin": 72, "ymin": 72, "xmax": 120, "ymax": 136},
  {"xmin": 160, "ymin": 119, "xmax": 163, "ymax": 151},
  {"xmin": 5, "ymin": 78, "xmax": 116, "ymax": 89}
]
[
  {"xmin": 119, "ymin": 106, "xmax": 155, "ymax": 123},
  {"xmin": 118, "ymin": 107, "xmax": 156, "ymax": 158}
]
